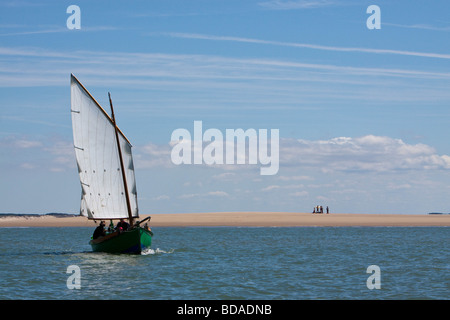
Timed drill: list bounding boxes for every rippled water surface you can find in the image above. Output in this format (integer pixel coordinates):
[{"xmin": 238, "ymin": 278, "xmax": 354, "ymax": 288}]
[{"xmin": 0, "ymin": 227, "xmax": 448, "ymax": 299}]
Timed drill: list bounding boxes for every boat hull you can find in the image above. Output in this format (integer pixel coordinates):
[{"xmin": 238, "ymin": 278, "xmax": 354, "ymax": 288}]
[{"xmin": 89, "ymin": 227, "xmax": 152, "ymax": 254}]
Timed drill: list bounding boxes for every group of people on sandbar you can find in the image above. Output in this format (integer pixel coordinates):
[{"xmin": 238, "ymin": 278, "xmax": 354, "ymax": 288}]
[
  {"xmin": 92, "ymin": 219, "xmax": 130, "ymax": 240},
  {"xmin": 313, "ymin": 205, "xmax": 329, "ymax": 214}
]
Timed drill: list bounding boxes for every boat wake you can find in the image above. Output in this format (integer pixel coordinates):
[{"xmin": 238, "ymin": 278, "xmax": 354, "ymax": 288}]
[{"xmin": 141, "ymin": 248, "xmax": 174, "ymax": 255}]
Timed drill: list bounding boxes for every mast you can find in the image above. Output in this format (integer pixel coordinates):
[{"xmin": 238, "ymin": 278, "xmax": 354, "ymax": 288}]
[{"xmin": 109, "ymin": 92, "xmax": 134, "ymax": 227}]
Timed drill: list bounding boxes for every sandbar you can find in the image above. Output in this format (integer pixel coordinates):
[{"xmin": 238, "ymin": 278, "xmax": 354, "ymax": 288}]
[{"xmin": 1, "ymin": 212, "xmax": 450, "ymax": 228}]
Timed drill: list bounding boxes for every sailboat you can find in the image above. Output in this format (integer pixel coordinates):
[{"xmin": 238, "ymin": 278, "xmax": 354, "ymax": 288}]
[{"xmin": 70, "ymin": 74, "xmax": 153, "ymax": 254}]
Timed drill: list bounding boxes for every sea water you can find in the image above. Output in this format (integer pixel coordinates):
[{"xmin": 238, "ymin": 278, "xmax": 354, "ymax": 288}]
[{"xmin": 0, "ymin": 226, "xmax": 448, "ymax": 300}]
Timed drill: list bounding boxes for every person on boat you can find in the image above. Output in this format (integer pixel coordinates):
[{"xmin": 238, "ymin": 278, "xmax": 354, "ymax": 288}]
[
  {"xmin": 116, "ymin": 218, "xmax": 130, "ymax": 232},
  {"xmin": 108, "ymin": 220, "xmax": 115, "ymax": 233},
  {"xmin": 144, "ymin": 223, "xmax": 154, "ymax": 236},
  {"xmin": 93, "ymin": 220, "xmax": 106, "ymax": 239}
]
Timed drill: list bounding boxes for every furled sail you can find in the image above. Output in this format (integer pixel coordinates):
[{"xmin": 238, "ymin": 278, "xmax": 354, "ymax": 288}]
[{"xmin": 70, "ymin": 74, "xmax": 139, "ymax": 220}]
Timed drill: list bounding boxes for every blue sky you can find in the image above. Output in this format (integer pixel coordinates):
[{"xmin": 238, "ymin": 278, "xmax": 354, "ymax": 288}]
[{"xmin": 1, "ymin": 0, "xmax": 450, "ymax": 214}]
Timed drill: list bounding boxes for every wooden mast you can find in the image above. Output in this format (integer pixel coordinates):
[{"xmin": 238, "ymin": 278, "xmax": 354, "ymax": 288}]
[{"xmin": 109, "ymin": 92, "xmax": 134, "ymax": 227}]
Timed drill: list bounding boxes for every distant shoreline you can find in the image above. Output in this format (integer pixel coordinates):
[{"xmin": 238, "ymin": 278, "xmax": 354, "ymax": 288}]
[
  {"xmin": 1, "ymin": 212, "xmax": 450, "ymax": 228},
  {"xmin": 0, "ymin": 213, "xmax": 78, "ymax": 218}
]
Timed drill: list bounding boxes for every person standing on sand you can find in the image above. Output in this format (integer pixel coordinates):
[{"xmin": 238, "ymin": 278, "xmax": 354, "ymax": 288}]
[{"xmin": 326, "ymin": 206, "xmax": 329, "ymax": 214}]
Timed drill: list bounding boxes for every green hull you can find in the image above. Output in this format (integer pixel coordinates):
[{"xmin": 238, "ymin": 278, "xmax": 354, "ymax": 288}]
[{"xmin": 89, "ymin": 227, "xmax": 152, "ymax": 254}]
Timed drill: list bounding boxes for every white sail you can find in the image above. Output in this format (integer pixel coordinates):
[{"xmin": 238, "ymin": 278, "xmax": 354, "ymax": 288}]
[{"xmin": 70, "ymin": 74, "xmax": 139, "ymax": 220}]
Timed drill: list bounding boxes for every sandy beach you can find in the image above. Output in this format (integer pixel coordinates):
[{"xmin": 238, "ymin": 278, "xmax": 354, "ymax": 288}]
[{"xmin": 1, "ymin": 212, "xmax": 450, "ymax": 228}]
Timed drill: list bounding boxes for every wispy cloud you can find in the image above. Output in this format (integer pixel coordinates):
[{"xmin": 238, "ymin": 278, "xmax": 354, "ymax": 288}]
[
  {"xmin": 14, "ymin": 139, "xmax": 42, "ymax": 148},
  {"xmin": 0, "ymin": 135, "xmax": 75, "ymax": 172},
  {"xmin": 384, "ymin": 22, "xmax": 450, "ymax": 32},
  {"xmin": 277, "ymin": 175, "xmax": 313, "ymax": 181},
  {"xmin": 0, "ymin": 1, "xmax": 45, "ymax": 8},
  {"xmin": 2, "ymin": 44, "xmax": 450, "ymax": 92},
  {"xmin": 262, "ymin": 185, "xmax": 281, "ymax": 191},
  {"xmin": 0, "ymin": 25, "xmax": 120, "ymax": 37},
  {"xmin": 178, "ymin": 191, "xmax": 229, "ymax": 199},
  {"xmin": 0, "ymin": 26, "xmax": 69, "ymax": 37},
  {"xmin": 258, "ymin": 0, "xmax": 336, "ymax": 10},
  {"xmin": 153, "ymin": 195, "xmax": 170, "ymax": 201},
  {"xmin": 2, "ymin": 115, "xmax": 71, "ymax": 128},
  {"xmin": 162, "ymin": 32, "xmax": 450, "ymax": 60}
]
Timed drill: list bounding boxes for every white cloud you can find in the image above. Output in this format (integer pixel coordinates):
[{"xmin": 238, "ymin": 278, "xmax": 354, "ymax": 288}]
[
  {"xmin": 0, "ymin": 136, "xmax": 42, "ymax": 149},
  {"xmin": 45, "ymin": 140, "xmax": 76, "ymax": 171},
  {"xmin": 178, "ymin": 193, "xmax": 199, "ymax": 199},
  {"xmin": 280, "ymin": 135, "xmax": 450, "ymax": 172},
  {"xmin": 289, "ymin": 191, "xmax": 309, "ymax": 197},
  {"xmin": 278, "ymin": 175, "xmax": 313, "ymax": 181},
  {"xmin": 213, "ymin": 172, "xmax": 236, "ymax": 180},
  {"xmin": 0, "ymin": 136, "xmax": 75, "ymax": 172},
  {"xmin": 134, "ymin": 134, "xmax": 450, "ymax": 175},
  {"xmin": 178, "ymin": 191, "xmax": 229, "ymax": 199},
  {"xmin": 154, "ymin": 195, "xmax": 170, "ymax": 201},
  {"xmin": 262, "ymin": 185, "xmax": 281, "ymax": 191},
  {"xmin": 207, "ymin": 191, "xmax": 229, "ymax": 197},
  {"xmin": 14, "ymin": 139, "xmax": 42, "ymax": 148},
  {"xmin": 387, "ymin": 183, "xmax": 412, "ymax": 190},
  {"xmin": 135, "ymin": 143, "xmax": 173, "ymax": 168},
  {"xmin": 20, "ymin": 162, "xmax": 36, "ymax": 169},
  {"xmin": 5, "ymin": 132, "xmax": 449, "ymax": 178}
]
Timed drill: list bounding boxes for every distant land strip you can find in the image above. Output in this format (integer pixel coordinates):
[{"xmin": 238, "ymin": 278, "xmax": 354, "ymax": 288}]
[{"xmin": 1, "ymin": 212, "xmax": 450, "ymax": 227}]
